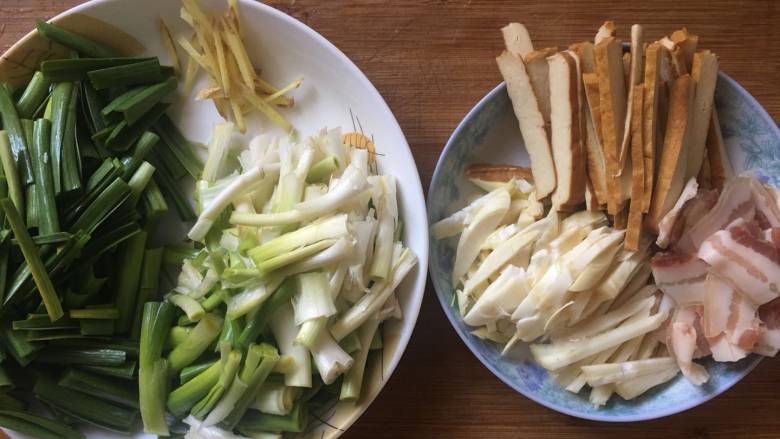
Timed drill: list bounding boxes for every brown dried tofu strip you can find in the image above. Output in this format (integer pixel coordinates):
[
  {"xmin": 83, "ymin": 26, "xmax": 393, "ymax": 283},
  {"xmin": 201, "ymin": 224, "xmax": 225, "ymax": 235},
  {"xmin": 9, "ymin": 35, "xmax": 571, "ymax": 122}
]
[
  {"xmin": 661, "ymin": 37, "xmax": 688, "ymax": 77},
  {"xmin": 502, "ymin": 23, "xmax": 534, "ymax": 58},
  {"xmin": 595, "ymin": 21, "xmax": 616, "ymax": 44},
  {"xmin": 585, "ymin": 178, "xmax": 601, "ymax": 211},
  {"xmin": 697, "ymin": 148, "xmax": 713, "ymax": 190},
  {"xmin": 626, "ymin": 85, "xmax": 646, "ymax": 251},
  {"xmin": 619, "ymin": 25, "xmax": 645, "ymax": 171},
  {"xmin": 576, "ymin": 45, "xmax": 608, "ymax": 208},
  {"xmin": 646, "ymin": 74, "xmax": 696, "ymax": 233},
  {"xmin": 642, "ymin": 43, "xmax": 666, "ymax": 213},
  {"xmin": 496, "ymin": 51, "xmax": 556, "ymax": 198},
  {"xmin": 670, "ymin": 28, "xmax": 699, "ymax": 72},
  {"xmin": 465, "ymin": 163, "xmax": 533, "ymax": 182},
  {"xmin": 595, "ymin": 37, "xmax": 628, "ymax": 215},
  {"xmin": 570, "ymin": 42, "xmax": 597, "ymax": 73},
  {"xmin": 707, "ymin": 108, "xmax": 734, "ymax": 190},
  {"xmin": 524, "ymin": 47, "xmax": 558, "ymax": 124},
  {"xmin": 613, "ymin": 204, "xmax": 629, "ymax": 229},
  {"xmin": 684, "ymin": 50, "xmax": 719, "ymax": 180},
  {"xmin": 623, "ymin": 52, "xmax": 632, "ymax": 88},
  {"xmin": 549, "ymin": 51, "xmax": 586, "ymax": 210}
]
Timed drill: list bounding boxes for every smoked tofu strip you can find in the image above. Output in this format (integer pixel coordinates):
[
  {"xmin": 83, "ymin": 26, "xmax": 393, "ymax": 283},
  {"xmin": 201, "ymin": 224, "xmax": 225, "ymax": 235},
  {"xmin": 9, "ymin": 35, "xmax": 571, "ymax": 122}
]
[
  {"xmin": 642, "ymin": 43, "xmax": 667, "ymax": 212},
  {"xmin": 525, "ymin": 47, "xmax": 559, "ymax": 123},
  {"xmin": 619, "ymin": 25, "xmax": 645, "ymax": 170},
  {"xmin": 496, "ymin": 51, "xmax": 557, "ymax": 198},
  {"xmin": 549, "ymin": 51, "xmax": 586, "ymax": 210},
  {"xmin": 646, "ymin": 74, "xmax": 696, "ymax": 233},
  {"xmin": 684, "ymin": 50, "xmax": 719, "ymax": 180},
  {"xmin": 583, "ymin": 73, "xmax": 609, "ymax": 205},
  {"xmin": 670, "ymin": 28, "xmax": 699, "ymax": 72},
  {"xmin": 595, "ymin": 37, "xmax": 628, "ymax": 214},
  {"xmin": 707, "ymin": 108, "xmax": 733, "ymax": 190},
  {"xmin": 626, "ymin": 85, "xmax": 645, "ymax": 251},
  {"xmin": 502, "ymin": 23, "xmax": 534, "ymax": 58}
]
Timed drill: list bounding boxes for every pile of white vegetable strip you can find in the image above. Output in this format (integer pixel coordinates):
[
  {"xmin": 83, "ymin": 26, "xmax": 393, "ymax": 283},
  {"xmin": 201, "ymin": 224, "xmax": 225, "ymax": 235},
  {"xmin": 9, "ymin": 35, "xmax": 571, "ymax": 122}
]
[{"xmin": 433, "ymin": 178, "xmax": 679, "ymax": 407}]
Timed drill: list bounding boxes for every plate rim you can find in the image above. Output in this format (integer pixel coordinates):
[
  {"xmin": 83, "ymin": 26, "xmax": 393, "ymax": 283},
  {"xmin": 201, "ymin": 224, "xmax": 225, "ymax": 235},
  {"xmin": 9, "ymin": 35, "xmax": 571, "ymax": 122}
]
[
  {"xmin": 427, "ymin": 72, "xmax": 778, "ymax": 422},
  {"xmin": 2, "ymin": 0, "xmax": 430, "ymax": 436}
]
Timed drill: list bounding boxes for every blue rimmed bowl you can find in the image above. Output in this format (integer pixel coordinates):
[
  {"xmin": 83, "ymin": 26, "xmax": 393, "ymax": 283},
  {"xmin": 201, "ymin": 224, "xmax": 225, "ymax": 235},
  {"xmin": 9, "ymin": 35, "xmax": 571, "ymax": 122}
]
[{"xmin": 427, "ymin": 73, "xmax": 780, "ymax": 422}]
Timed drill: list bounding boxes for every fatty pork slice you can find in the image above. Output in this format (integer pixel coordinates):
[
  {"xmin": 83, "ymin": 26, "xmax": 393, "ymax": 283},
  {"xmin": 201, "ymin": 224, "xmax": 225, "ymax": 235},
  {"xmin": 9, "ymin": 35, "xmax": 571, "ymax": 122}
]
[
  {"xmin": 673, "ymin": 189, "xmax": 719, "ymax": 253},
  {"xmin": 698, "ymin": 217, "xmax": 780, "ymax": 306},
  {"xmin": 750, "ymin": 178, "xmax": 780, "ymax": 228},
  {"xmin": 702, "ymin": 273, "xmax": 733, "ymax": 338},
  {"xmin": 651, "ymin": 251, "xmax": 708, "ymax": 306},
  {"xmin": 687, "ymin": 176, "xmax": 755, "ymax": 249},
  {"xmin": 704, "ymin": 272, "xmax": 762, "ymax": 361},
  {"xmin": 667, "ymin": 305, "xmax": 710, "ymax": 385},
  {"xmin": 725, "ymin": 292, "xmax": 762, "ymax": 350},
  {"xmin": 656, "ymin": 178, "xmax": 698, "ymax": 249},
  {"xmin": 757, "ymin": 297, "xmax": 780, "ymax": 356}
]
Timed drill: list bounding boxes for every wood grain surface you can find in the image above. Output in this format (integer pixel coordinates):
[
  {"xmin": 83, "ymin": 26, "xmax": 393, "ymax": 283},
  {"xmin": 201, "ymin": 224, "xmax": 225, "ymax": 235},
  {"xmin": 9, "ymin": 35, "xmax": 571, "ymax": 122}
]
[{"xmin": 2, "ymin": 1, "xmax": 780, "ymax": 438}]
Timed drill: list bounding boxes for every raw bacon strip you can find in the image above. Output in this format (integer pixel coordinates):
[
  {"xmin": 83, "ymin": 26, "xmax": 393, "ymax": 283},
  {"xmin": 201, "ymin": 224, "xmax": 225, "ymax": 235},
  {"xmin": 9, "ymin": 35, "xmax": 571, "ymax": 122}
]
[
  {"xmin": 673, "ymin": 189, "xmax": 719, "ymax": 253},
  {"xmin": 698, "ymin": 218, "xmax": 780, "ymax": 305},
  {"xmin": 651, "ymin": 251, "xmax": 708, "ymax": 306},
  {"xmin": 725, "ymin": 291, "xmax": 762, "ymax": 350},
  {"xmin": 754, "ymin": 329, "xmax": 780, "ymax": 357},
  {"xmin": 759, "ymin": 296, "xmax": 780, "ymax": 329},
  {"xmin": 764, "ymin": 228, "xmax": 780, "ymax": 248},
  {"xmin": 703, "ymin": 273, "xmax": 733, "ymax": 338},
  {"xmin": 668, "ymin": 305, "xmax": 710, "ymax": 385},
  {"xmin": 750, "ymin": 178, "xmax": 780, "ymax": 228},
  {"xmin": 657, "ymin": 178, "xmax": 698, "ymax": 248},
  {"xmin": 757, "ymin": 297, "xmax": 780, "ymax": 356},
  {"xmin": 709, "ymin": 334, "xmax": 748, "ymax": 362},
  {"xmin": 687, "ymin": 176, "xmax": 755, "ymax": 249}
]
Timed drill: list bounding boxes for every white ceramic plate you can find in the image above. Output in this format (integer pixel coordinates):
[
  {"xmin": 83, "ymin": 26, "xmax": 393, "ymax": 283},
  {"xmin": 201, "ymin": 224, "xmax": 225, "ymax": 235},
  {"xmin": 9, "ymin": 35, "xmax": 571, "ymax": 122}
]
[{"xmin": 1, "ymin": 0, "xmax": 428, "ymax": 437}]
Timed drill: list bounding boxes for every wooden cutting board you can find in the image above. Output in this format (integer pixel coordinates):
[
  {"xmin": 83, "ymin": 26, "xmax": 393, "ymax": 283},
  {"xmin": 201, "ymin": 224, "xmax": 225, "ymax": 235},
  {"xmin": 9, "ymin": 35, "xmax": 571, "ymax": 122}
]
[{"xmin": 2, "ymin": 1, "xmax": 779, "ymax": 438}]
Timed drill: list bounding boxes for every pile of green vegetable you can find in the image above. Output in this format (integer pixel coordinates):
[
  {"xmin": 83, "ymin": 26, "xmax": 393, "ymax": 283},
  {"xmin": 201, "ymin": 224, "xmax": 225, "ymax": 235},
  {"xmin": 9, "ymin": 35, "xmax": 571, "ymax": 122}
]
[
  {"xmin": 0, "ymin": 20, "xmax": 201, "ymax": 438},
  {"xmin": 0, "ymin": 10, "xmax": 417, "ymax": 439}
]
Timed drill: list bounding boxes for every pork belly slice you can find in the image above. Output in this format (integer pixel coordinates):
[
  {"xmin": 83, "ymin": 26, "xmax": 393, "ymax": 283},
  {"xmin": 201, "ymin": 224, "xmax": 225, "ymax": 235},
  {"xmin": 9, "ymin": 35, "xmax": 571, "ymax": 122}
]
[
  {"xmin": 703, "ymin": 270, "xmax": 763, "ymax": 358},
  {"xmin": 725, "ymin": 290, "xmax": 762, "ymax": 350},
  {"xmin": 708, "ymin": 334, "xmax": 748, "ymax": 362},
  {"xmin": 757, "ymin": 297, "xmax": 780, "ymax": 356},
  {"xmin": 703, "ymin": 273, "xmax": 733, "ymax": 338},
  {"xmin": 687, "ymin": 175, "xmax": 755, "ymax": 249},
  {"xmin": 651, "ymin": 251, "xmax": 708, "ymax": 306},
  {"xmin": 657, "ymin": 178, "xmax": 699, "ymax": 249},
  {"xmin": 698, "ymin": 217, "xmax": 780, "ymax": 305},
  {"xmin": 750, "ymin": 178, "xmax": 780, "ymax": 228},
  {"xmin": 667, "ymin": 305, "xmax": 710, "ymax": 385}
]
